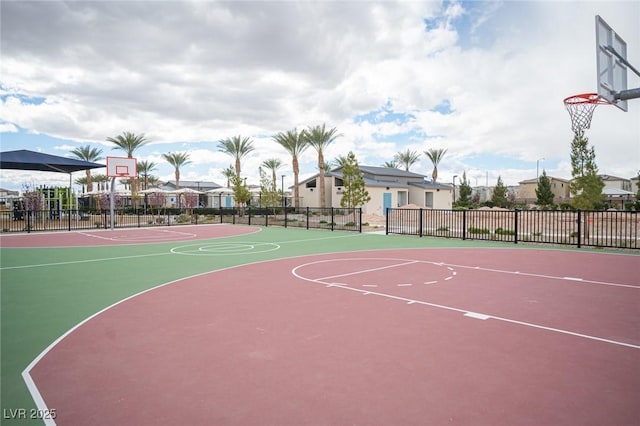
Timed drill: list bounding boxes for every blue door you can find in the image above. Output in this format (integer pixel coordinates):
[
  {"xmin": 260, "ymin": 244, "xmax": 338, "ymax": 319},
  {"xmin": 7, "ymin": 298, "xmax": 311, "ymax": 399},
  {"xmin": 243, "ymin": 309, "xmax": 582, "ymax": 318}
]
[
  {"xmin": 383, "ymin": 192, "xmax": 392, "ymax": 214},
  {"xmin": 225, "ymin": 196, "xmax": 232, "ymax": 207}
]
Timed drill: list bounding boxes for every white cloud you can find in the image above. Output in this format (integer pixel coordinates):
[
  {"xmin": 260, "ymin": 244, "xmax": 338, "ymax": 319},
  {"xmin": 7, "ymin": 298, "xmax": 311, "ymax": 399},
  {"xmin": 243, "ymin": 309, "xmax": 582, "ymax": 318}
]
[{"xmin": 0, "ymin": 1, "xmax": 638, "ymax": 191}]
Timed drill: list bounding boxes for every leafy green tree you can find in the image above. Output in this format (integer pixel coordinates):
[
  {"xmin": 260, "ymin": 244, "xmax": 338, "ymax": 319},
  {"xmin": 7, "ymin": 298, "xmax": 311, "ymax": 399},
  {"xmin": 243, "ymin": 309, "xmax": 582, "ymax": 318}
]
[
  {"xmin": 491, "ymin": 176, "xmax": 509, "ymax": 208},
  {"xmin": 340, "ymin": 152, "xmax": 371, "ymax": 223},
  {"xmin": 259, "ymin": 167, "xmax": 281, "ymax": 212},
  {"xmin": 394, "ymin": 149, "xmax": 420, "ymax": 171},
  {"xmin": 106, "ymin": 132, "xmax": 148, "ymax": 207},
  {"xmin": 230, "ymin": 172, "xmax": 251, "ymax": 215},
  {"xmin": 162, "ymin": 152, "xmax": 191, "ymax": 189},
  {"xmin": 304, "ymin": 124, "xmax": 342, "ymax": 208},
  {"xmin": 424, "ymin": 148, "xmax": 447, "ymax": 182},
  {"xmin": 569, "ymin": 131, "xmax": 604, "ymax": 210},
  {"xmin": 535, "ymin": 170, "xmax": 555, "ymax": 208},
  {"xmin": 218, "ymin": 135, "xmax": 255, "ymax": 177},
  {"xmin": 456, "ymin": 171, "xmax": 472, "ymax": 208},
  {"xmin": 70, "ymin": 145, "xmax": 103, "ymax": 192},
  {"xmin": 272, "ymin": 128, "xmax": 309, "ymax": 208}
]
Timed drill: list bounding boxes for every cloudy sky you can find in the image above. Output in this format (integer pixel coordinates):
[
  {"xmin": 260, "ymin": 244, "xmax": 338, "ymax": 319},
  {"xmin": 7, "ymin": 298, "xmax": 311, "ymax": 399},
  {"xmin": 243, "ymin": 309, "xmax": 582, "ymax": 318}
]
[{"xmin": 1, "ymin": 0, "xmax": 639, "ymax": 192}]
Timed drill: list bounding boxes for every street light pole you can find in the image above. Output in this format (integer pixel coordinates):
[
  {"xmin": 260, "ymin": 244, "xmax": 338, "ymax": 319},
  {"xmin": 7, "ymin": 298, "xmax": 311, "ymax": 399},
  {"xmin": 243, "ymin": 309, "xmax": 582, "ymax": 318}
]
[
  {"xmin": 452, "ymin": 175, "xmax": 458, "ymax": 205},
  {"xmin": 536, "ymin": 157, "xmax": 545, "ymax": 181},
  {"xmin": 281, "ymin": 175, "xmax": 285, "ymax": 209}
]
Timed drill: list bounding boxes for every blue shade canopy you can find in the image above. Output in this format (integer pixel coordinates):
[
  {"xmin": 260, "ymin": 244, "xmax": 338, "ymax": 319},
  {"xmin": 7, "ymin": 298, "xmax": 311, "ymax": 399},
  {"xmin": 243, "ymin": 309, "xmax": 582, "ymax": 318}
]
[{"xmin": 0, "ymin": 150, "xmax": 105, "ymax": 173}]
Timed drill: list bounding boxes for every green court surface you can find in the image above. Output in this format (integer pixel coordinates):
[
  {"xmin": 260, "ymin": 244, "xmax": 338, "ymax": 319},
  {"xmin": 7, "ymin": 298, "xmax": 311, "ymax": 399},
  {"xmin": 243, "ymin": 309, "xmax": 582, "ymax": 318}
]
[{"xmin": 0, "ymin": 225, "xmax": 627, "ymax": 424}]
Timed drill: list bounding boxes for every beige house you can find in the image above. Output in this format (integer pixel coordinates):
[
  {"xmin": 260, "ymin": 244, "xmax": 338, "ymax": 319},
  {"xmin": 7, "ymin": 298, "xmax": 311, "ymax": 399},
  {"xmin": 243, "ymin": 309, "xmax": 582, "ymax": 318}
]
[
  {"xmin": 517, "ymin": 176, "xmax": 570, "ymax": 205},
  {"xmin": 297, "ymin": 166, "xmax": 453, "ymax": 215},
  {"xmin": 600, "ymin": 175, "xmax": 635, "ymax": 208}
]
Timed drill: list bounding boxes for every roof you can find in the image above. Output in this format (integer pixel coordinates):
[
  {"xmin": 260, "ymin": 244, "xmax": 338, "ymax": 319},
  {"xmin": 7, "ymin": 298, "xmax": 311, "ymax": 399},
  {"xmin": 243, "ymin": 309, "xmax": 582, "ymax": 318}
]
[
  {"xmin": 603, "ymin": 188, "xmax": 635, "ymax": 196},
  {"xmin": 408, "ymin": 181, "xmax": 453, "ymax": 190},
  {"xmin": 165, "ymin": 180, "xmax": 221, "ymax": 190},
  {"xmin": 357, "ymin": 166, "xmax": 426, "ymax": 179},
  {"xmin": 519, "ymin": 176, "xmax": 570, "ymax": 184},
  {"xmin": 599, "ymin": 174, "xmax": 629, "ymax": 182},
  {"xmin": 0, "ymin": 149, "xmax": 105, "ymax": 173}
]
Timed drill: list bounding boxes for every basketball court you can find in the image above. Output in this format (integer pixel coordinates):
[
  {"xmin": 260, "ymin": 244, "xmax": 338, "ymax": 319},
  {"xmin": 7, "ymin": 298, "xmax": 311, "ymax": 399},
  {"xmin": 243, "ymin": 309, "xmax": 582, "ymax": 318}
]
[{"xmin": 1, "ymin": 225, "xmax": 637, "ymax": 425}]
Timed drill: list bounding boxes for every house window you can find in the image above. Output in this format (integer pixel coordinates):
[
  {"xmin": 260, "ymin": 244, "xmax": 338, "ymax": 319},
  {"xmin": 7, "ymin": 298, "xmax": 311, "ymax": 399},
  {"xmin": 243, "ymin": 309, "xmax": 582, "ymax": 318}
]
[
  {"xmin": 306, "ymin": 180, "xmax": 316, "ymax": 189},
  {"xmin": 425, "ymin": 192, "xmax": 434, "ymax": 208},
  {"xmin": 334, "ymin": 177, "xmax": 343, "ymax": 186}
]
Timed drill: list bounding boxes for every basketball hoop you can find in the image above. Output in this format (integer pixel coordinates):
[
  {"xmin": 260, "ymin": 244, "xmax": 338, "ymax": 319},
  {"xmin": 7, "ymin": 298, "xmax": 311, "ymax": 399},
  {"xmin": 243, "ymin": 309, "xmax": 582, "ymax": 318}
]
[{"xmin": 563, "ymin": 93, "xmax": 611, "ymax": 133}]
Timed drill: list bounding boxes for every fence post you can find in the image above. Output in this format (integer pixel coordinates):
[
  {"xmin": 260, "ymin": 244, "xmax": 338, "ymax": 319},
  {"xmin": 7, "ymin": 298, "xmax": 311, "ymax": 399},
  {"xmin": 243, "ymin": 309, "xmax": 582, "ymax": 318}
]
[
  {"xmin": 577, "ymin": 210, "xmax": 582, "ymax": 248},
  {"xmin": 138, "ymin": 211, "xmax": 141, "ymax": 228},
  {"xmin": 248, "ymin": 206, "xmax": 252, "ymax": 226},
  {"xmin": 385, "ymin": 209, "xmax": 390, "ymax": 235},
  {"xmin": 306, "ymin": 207, "xmax": 309, "ymax": 230},
  {"xmin": 265, "ymin": 209, "xmax": 269, "ymax": 227},
  {"xmin": 284, "ymin": 206, "xmax": 288, "ymax": 228},
  {"xmin": 462, "ymin": 210, "xmax": 467, "ymax": 240},
  {"xmin": 359, "ymin": 208, "xmax": 362, "ymax": 233},
  {"xmin": 514, "ymin": 209, "xmax": 519, "ymax": 244},
  {"xmin": 419, "ymin": 208, "xmax": 423, "ymax": 238},
  {"xmin": 331, "ymin": 207, "xmax": 334, "ymax": 231},
  {"xmin": 219, "ymin": 207, "xmax": 223, "ymax": 223}
]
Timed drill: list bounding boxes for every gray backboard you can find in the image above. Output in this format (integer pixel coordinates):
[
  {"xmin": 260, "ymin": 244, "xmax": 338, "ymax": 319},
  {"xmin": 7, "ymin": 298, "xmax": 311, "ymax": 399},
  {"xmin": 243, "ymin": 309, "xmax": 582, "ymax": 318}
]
[{"xmin": 596, "ymin": 15, "xmax": 628, "ymax": 111}]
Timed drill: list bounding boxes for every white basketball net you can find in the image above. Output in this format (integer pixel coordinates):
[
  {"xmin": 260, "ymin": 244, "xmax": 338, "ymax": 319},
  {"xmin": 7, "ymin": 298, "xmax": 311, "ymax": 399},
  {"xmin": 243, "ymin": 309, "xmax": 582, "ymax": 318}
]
[{"xmin": 563, "ymin": 94, "xmax": 609, "ymax": 133}]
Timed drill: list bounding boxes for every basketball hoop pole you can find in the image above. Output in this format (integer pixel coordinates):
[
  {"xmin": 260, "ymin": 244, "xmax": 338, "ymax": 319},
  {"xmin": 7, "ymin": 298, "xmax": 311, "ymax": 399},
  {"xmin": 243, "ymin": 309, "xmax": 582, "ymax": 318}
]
[{"xmin": 110, "ymin": 177, "xmax": 116, "ymax": 230}]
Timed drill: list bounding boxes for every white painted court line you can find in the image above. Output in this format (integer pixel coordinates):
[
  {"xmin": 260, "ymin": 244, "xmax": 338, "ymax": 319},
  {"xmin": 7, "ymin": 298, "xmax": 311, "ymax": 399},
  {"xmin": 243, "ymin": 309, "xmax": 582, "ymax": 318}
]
[
  {"xmin": 291, "ymin": 263, "xmax": 640, "ymax": 350},
  {"xmin": 438, "ymin": 262, "xmax": 639, "ymax": 289},
  {"xmin": 563, "ymin": 276, "xmax": 584, "ymax": 281},
  {"xmin": 465, "ymin": 312, "xmax": 491, "ymax": 320},
  {"xmin": 316, "ymin": 260, "xmax": 420, "ymax": 281}
]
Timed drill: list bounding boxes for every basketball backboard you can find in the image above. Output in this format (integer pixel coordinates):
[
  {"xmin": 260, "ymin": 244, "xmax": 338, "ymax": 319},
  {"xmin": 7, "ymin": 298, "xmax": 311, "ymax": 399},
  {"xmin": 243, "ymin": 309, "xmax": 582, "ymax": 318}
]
[
  {"xmin": 596, "ymin": 15, "xmax": 628, "ymax": 111},
  {"xmin": 106, "ymin": 156, "xmax": 137, "ymax": 178}
]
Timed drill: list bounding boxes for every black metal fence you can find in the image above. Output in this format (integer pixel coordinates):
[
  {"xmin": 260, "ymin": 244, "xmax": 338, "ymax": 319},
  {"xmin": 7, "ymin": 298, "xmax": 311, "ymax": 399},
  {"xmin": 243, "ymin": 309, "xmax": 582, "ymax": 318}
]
[
  {"xmin": 0, "ymin": 207, "xmax": 363, "ymax": 234},
  {"xmin": 386, "ymin": 208, "xmax": 639, "ymax": 250}
]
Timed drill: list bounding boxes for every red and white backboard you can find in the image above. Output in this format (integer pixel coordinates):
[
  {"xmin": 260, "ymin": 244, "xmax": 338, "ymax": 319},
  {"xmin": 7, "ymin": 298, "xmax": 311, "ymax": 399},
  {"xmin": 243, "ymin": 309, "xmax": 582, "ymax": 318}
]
[{"xmin": 106, "ymin": 156, "xmax": 137, "ymax": 178}]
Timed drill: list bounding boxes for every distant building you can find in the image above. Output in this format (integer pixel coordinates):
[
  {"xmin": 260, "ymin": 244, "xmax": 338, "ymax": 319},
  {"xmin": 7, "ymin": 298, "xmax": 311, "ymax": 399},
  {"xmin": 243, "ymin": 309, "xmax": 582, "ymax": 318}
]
[
  {"xmin": 296, "ymin": 166, "xmax": 452, "ymax": 214},
  {"xmin": 516, "ymin": 176, "xmax": 570, "ymax": 205}
]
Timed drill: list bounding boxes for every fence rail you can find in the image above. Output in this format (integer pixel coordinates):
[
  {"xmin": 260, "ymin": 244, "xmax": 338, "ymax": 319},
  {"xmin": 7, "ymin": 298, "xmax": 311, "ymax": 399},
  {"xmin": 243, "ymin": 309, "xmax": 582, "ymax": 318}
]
[
  {"xmin": 386, "ymin": 208, "xmax": 639, "ymax": 250},
  {"xmin": 0, "ymin": 207, "xmax": 363, "ymax": 234}
]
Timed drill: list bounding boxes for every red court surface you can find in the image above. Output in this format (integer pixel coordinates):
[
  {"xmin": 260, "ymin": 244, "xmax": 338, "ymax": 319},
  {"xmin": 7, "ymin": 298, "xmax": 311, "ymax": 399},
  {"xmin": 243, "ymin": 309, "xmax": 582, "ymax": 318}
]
[
  {"xmin": 25, "ymin": 248, "xmax": 639, "ymax": 425},
  {"xmin": 0, "ymin": 224, "xmax": 259, "ymax": 247}
]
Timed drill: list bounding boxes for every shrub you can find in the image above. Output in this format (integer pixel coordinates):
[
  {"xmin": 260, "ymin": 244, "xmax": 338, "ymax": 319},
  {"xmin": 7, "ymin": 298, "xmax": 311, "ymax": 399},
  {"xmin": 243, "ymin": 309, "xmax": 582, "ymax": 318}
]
[
  {"xmin": 494, "ymin": 227, "xmax": 515, "ymax": 235},
  {"xmin": 468, "ymin": 227, "xmax": 490, "ymax": 234}
]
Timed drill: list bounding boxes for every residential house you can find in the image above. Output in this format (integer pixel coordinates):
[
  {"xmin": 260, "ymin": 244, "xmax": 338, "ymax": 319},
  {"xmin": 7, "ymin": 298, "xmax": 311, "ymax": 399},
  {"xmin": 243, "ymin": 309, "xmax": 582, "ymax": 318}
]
[
  {"xmin": 517, "ymin": 176, "xmax": 570, "ymax": 205},
  {"xmin": 297, "ymin": 166, "xmax": 452, "ymax": 215},
  {"xmin": 599, "ymin": 175, "xmax": 635, "ymax": 208}
]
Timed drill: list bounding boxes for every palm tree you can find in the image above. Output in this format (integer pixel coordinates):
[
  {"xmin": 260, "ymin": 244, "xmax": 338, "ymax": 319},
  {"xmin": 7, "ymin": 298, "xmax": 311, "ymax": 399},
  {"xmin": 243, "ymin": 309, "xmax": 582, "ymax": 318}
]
[
  {"xmin": 272, "ymin": 128, "xmax": 309, "ymax": 209},
  {"xmin": 424, "ymin": 148, "xmax": 448, "ymax": 182},
  {"xmin": 304, "ymin": 124, "xmax": 342, "ymax": 208},
  {"xmin": 382, "ymin": 160, "xmax": 399, "ymax": 168},
  {"xmin": 70, "ymin": 145, "xmax": 103, "ymax": 192},
  {"xmin": 332, "ymin": 155, "xmax": 349, "ymax": 168},
  {"xmin": 137, "ymin": 160, "xmax": 158, "ymax": 190},
  {"xmin": 394, "ymin": 149, "xmax": 421, "ymax": 171},
  {"xmin": 217, "ymin": 135, "xmax": 255, "ymax": 177},
  {"xmin": 261, "ymin": 158, "xmax": 283, "ymax": 191},
  {"xmin": 74, "ymin": 176, "xmax": 88, "ymax": 193},
  {"xmin": 222, "ymin": 166, "xmax": 236, "ymax": 188},
  {"xmin": 162, "ymin": 152, "xmax": 191, "ymax": 189},
  {"xmin": 106, "ymin": 132, "xmax": 148, "ymax": 206}
]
